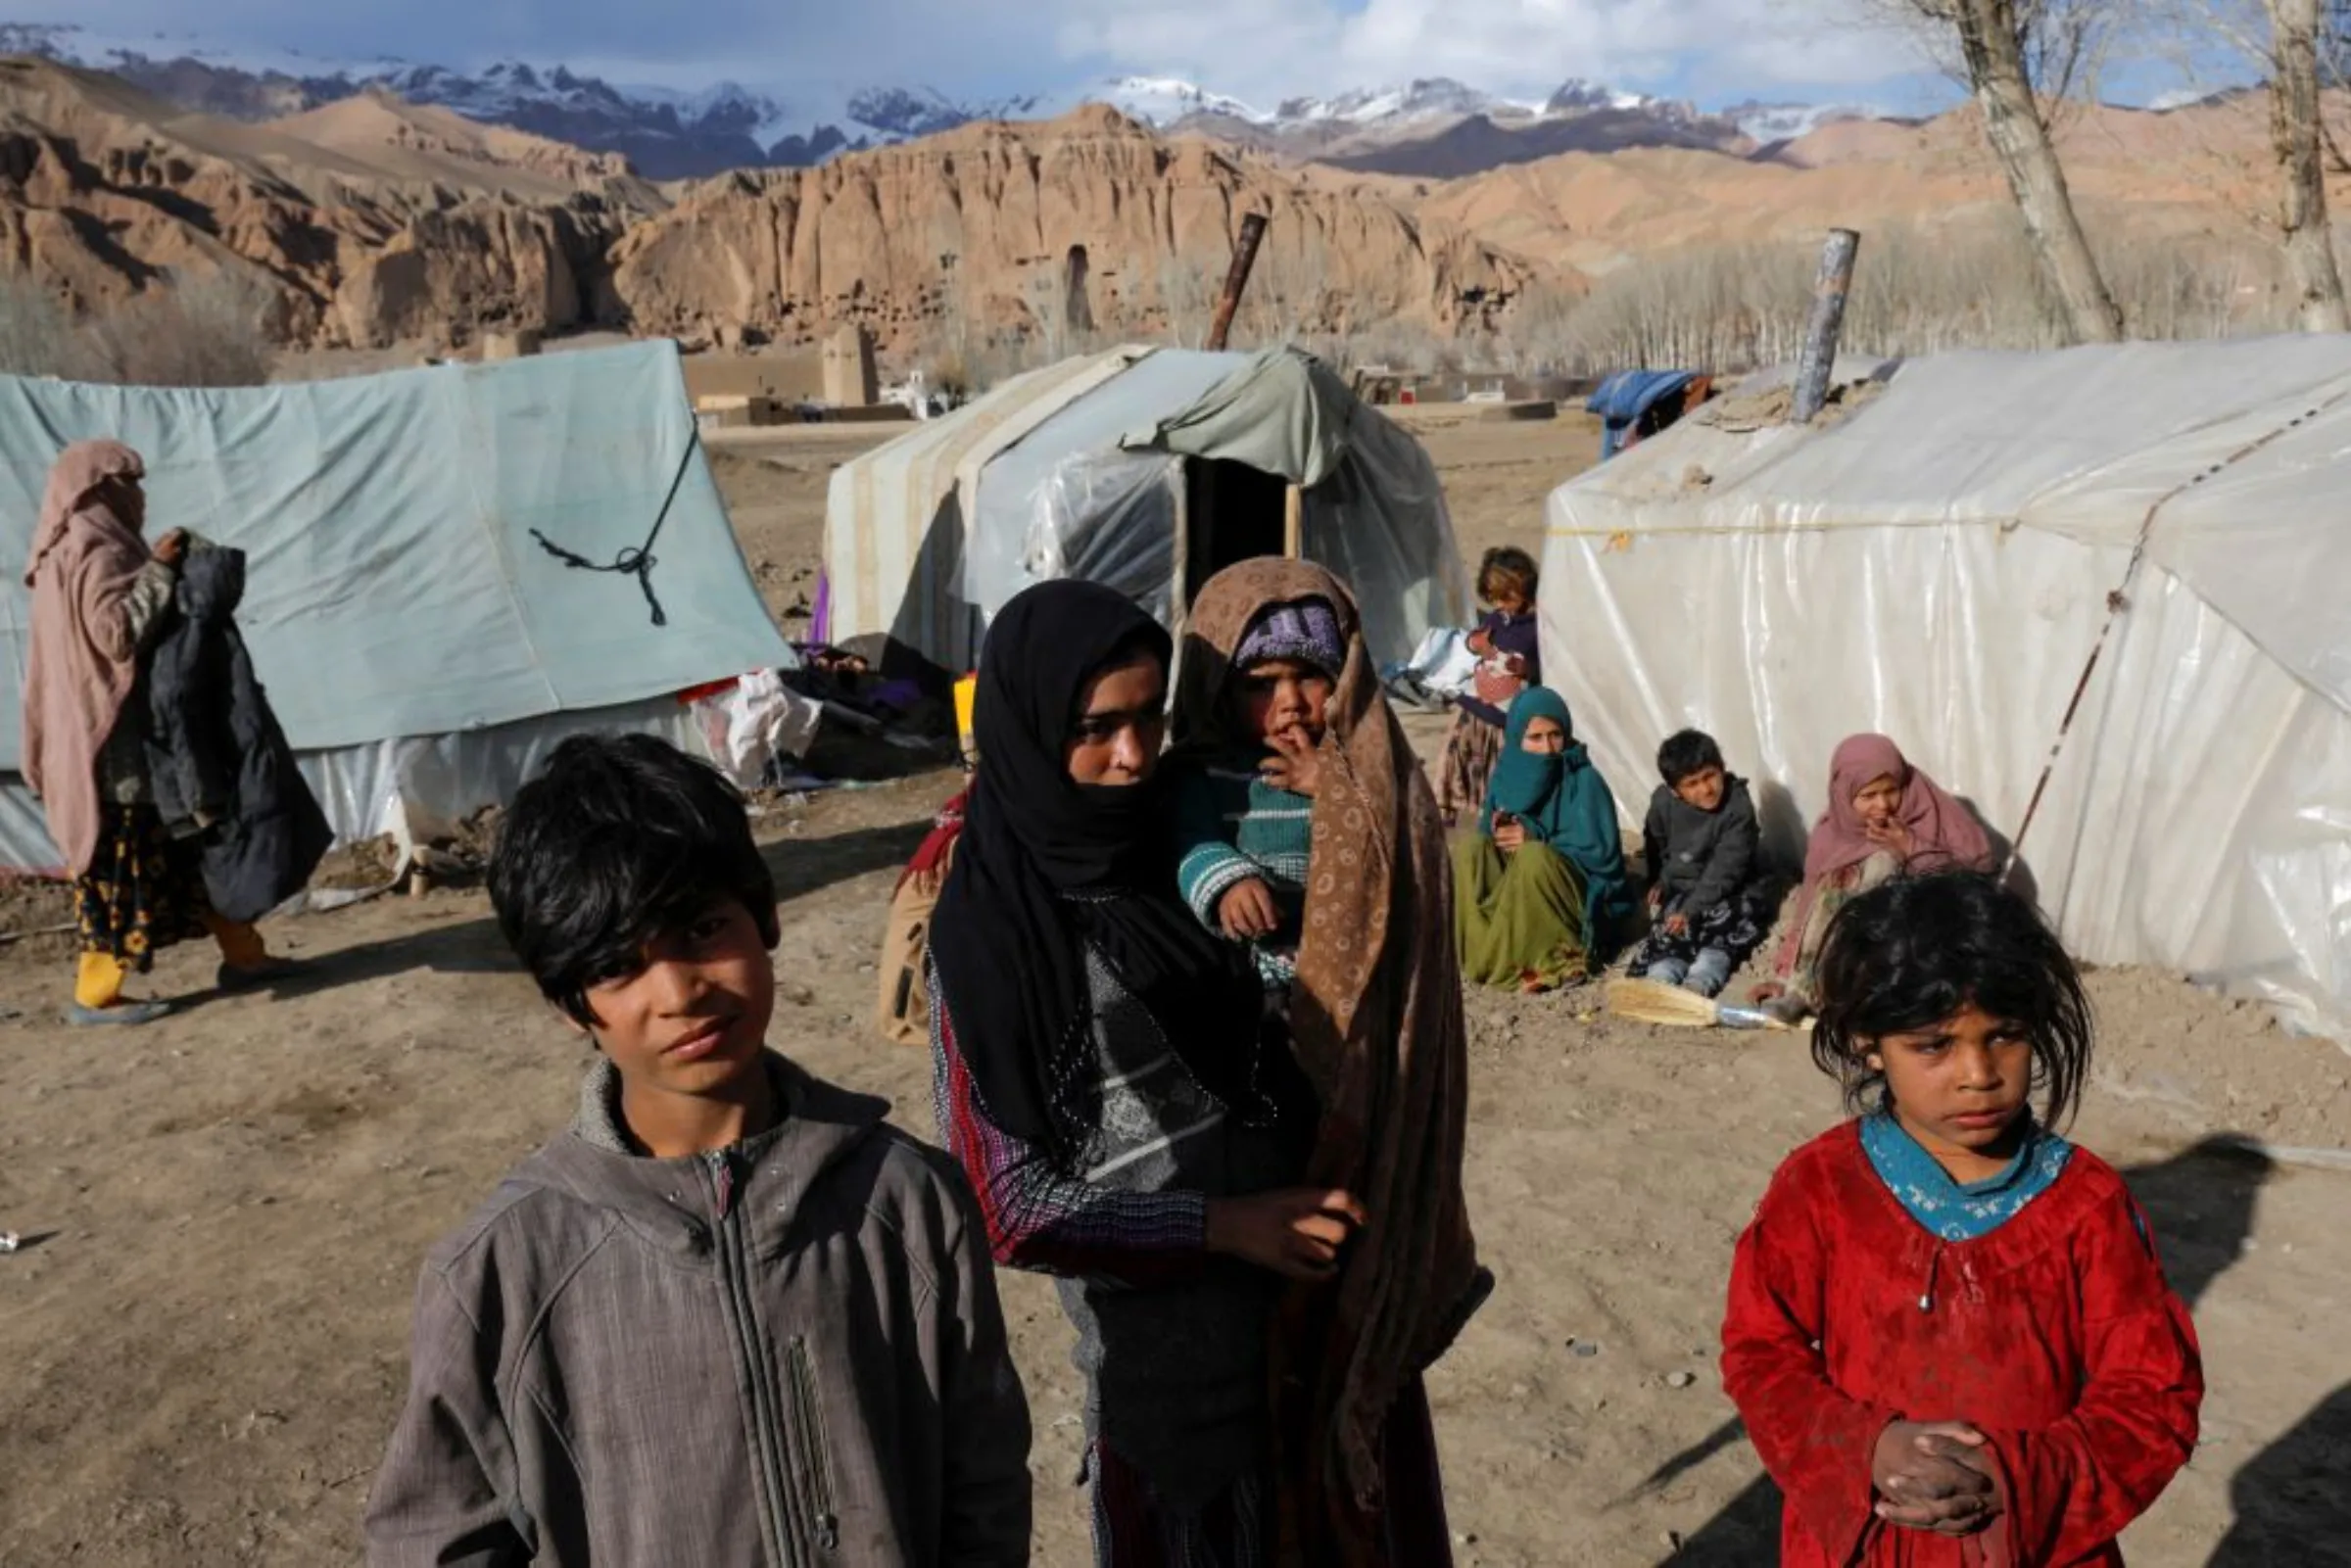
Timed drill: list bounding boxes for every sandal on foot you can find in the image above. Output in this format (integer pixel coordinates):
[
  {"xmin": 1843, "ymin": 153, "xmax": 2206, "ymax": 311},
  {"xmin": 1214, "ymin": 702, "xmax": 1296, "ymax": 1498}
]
[{"xmin": 65, "ymin": 1000, "xmax": 172, "ymax": 1027}]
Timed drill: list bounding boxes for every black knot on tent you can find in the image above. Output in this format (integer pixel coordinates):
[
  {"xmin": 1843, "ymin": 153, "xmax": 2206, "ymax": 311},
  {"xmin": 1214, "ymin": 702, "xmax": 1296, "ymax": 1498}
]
[{"xmin": 529, "ymin": 430, "xmax": 700, "ymax": 628}]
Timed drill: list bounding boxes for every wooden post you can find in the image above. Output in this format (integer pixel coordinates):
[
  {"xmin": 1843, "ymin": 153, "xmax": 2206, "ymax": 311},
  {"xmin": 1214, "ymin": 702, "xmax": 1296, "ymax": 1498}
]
[
  {"xmin": 1205, "ymin": 214, "xmax": 1270, "ymax": 353},
  {"xmin": 1792, "ymin": 229, "xmax": 1860, "ymax": 425},
  {"xmin": 1170, "ymin": 462, "xmax": 1193, "ymax": 648},
  {"xmin": 1282, "ymin": 483, "xmax": 1303, "ymax": 558}
]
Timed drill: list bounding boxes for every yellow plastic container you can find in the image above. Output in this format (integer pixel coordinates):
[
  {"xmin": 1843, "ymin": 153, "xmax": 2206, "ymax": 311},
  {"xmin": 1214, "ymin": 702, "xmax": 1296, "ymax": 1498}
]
[{"xmin": 953, "ymin": 673, "xmax": 978, "ymax": 764}]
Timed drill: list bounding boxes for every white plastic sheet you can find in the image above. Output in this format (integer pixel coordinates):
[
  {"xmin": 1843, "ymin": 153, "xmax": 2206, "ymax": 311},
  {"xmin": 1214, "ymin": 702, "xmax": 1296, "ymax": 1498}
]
[{"xmin": 1543, "ymin": 336, "xmax": 2351, "ymax": 1043}]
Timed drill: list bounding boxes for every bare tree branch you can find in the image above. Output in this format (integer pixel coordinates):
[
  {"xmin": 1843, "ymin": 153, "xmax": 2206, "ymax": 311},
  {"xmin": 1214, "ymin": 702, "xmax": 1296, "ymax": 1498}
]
[{"xmin": 1848, "ymin": 0, "xmax": 2126, "ymax": 339}]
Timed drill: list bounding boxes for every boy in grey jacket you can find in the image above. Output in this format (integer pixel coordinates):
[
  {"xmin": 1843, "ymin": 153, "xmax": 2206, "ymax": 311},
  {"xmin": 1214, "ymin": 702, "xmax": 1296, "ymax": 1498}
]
[
  {"xmin": 1629, "ymin": 729, "xmax": 1771, "ymax": 998},
  {"xmin": 364, "ymin": 735, "xmax": 1032, "ymax": 1567}
]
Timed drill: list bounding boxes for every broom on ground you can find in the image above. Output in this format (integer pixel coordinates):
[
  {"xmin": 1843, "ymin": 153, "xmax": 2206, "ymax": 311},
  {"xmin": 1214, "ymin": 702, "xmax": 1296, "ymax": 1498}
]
[{"xmin": 1604, "ymin": 976, "xmax": 1805, "ymax": 1031}]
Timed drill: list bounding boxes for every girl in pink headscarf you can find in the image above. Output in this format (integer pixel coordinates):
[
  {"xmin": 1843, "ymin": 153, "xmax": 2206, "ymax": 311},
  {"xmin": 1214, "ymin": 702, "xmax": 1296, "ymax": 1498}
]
[
  {"xmin": 21, "ymin": 439, "xmax": 290, "ymax": 1025},
  {"xmin": 1754, "ymin": 734, "xmax": 1992, "ymax": 1022}
]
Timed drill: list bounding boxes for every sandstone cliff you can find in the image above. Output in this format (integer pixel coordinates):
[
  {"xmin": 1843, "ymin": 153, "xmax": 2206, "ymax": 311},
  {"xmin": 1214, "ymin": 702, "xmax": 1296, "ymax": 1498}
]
[
  {"xmin": 610, "ymin": 107, "xmax": 1552, "ymax": 352},
  {"xmin": 0, "ymin": 57, "xmax": 653, "ymax": 352}
]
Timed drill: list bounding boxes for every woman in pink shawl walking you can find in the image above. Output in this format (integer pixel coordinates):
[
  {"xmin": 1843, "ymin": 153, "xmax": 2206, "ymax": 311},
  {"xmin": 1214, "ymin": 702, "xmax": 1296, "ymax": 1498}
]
[
  {"xmin": 21, "ymin": 440, "xmax": 290, "ymax": 1024},
  {"xmin": 1753, "ymin": 733, "xmax": 1992, "ymax": 1022}
]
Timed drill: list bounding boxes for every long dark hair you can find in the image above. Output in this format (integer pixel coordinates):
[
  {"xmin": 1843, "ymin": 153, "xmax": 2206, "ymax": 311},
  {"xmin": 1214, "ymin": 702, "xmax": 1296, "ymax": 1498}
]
[{"xmin": 1810, "ymin": 870, "xmax": 2093, "ymax": 1127}]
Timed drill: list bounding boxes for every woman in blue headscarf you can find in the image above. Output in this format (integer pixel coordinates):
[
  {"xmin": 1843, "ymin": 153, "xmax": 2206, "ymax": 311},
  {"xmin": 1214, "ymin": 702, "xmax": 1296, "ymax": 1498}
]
[{"xmin": 1450, "ymin": 688, "xmax": 1630, "ymax": 992}]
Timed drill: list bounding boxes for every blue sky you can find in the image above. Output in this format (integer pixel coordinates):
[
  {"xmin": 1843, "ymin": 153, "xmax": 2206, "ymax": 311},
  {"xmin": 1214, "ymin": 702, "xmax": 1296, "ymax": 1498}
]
[{"xmin": 18, "ymin": 0, "xmax": 2229, "ymax": 116}]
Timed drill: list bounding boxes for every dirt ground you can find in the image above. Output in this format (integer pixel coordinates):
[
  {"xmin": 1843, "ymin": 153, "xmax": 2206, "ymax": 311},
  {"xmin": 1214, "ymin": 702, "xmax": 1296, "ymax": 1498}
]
[{"xmin": 4, "ymin": 411, "xmax": 2348, "ymax": 1566}]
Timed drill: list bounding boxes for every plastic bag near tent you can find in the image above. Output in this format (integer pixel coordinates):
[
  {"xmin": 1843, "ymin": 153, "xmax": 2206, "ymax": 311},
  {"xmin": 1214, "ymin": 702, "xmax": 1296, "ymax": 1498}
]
[
  {"xmin": 1540, "ymin": 336, "xmax": 2351, "ymax": 1046},
  {"xmin": 692, "ymin": 670, "xmax": 826, "ymax": 791}
]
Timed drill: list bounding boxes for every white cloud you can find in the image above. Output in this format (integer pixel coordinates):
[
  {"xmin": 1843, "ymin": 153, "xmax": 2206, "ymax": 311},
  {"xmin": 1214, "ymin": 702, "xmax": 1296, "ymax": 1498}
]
[
  {"xmin": 1057, "ymin": 0, "xmax": 1926, "ymax": 103},
  {"xmin": 19, "ymin": 0, "xmax": 1933, "ymax": 105}
]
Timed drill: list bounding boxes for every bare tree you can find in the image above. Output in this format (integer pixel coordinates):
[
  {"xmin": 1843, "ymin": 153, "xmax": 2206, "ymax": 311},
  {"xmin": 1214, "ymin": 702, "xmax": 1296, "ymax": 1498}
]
[
  {"xmin": 2157, "ymin": 0, "xmax": 2350, "ymax": 328},
  {"xmin": 0, "ymin": 269, "xmax": 276, "ymax": 386},
  {"xmin": 1022, "ymin": 265, "xmax": 1071, "ymax": 365},
  {"xmin": 1157, "ymin": 254, "xmax": 1218, "ymax": 348},
  {"xmin": 2264, "ymin": 0, "xmax": 2350, "ymax": 327},
  {"xmin": 1867, "ymin": 0, "xmax": 2127, "ymax": 342}
]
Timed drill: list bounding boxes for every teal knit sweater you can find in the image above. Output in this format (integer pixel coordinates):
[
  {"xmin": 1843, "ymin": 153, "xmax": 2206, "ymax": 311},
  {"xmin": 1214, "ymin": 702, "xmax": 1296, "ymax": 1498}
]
[{"xmin": 1171, "ymin": 754, "xmax": 1314, "ymax": 988}]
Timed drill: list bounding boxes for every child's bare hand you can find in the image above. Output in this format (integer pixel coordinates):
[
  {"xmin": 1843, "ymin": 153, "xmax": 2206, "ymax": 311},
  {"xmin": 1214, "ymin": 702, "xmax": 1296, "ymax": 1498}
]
[
  {"xmin": 1647, "ymin": 885, "xmax": 1663, "ymax": 913},
  {"xmin": 1493, "ymin": 819, "xmax": 1528, "ymax": 852},
  {"xmin": 1206, "ymin": 1189, "xmax": 1367, "ymax": 1281},
  {"xmin": 1261, "ymin": 728, "xmax": 1322, "ymax": 797},
  {"xmin": 1864, "ymin": 819, "xmax": 1915, "ymax": 860},
  {"xmin": 1465, "ymin": 627, "xmax": 1492, "ymax": 656},
  {"xmin": 1873, "ymin": 1421, "xmax": 1998, "ymax": 1536},
  {"xmin": 1218, "ymin": 878, "xmax": 1280, "ymax": 941}
]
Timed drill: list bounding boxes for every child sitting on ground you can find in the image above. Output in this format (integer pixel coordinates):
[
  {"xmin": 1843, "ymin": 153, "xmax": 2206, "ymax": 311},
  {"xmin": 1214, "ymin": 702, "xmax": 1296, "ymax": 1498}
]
[
  {"xmin": 1437, "ymin": 546, "xmax": 1542, "ymax": 826},
  {"xmin": 1172, "ymin": 596, "xmax": 1342, "ymax": 988},
  {"xmin": 1628, "ymin": 729, "xmax": 1769, "ymax": 998},
  {"xmin": 365, "ymin": 734, "xmax": 1032, "ymax": 1567},
  {"xmin": 1723, "ymin": 872, "xmax": 2201, "ymax": 1566}
]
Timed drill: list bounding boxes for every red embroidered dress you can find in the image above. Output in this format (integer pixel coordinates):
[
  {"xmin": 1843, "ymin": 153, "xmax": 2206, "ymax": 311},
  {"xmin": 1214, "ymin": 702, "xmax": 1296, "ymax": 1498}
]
[{"xmin": 1722, "ymin": 1122, "xmax": 2203, "ymax": 1566}]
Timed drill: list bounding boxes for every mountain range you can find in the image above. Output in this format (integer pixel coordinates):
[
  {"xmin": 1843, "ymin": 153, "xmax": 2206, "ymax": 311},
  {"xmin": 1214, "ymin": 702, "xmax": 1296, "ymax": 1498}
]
[{"xmin": 0, "ymin": 22, "xmax": 1892, "ymax": 180}]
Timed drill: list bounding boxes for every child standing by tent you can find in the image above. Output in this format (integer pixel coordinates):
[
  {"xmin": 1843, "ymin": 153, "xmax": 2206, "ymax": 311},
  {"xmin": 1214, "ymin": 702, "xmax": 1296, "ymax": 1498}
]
[
  {"xmin": 1723, "ymin": 872, "xmax": 2201, "ymax": 1566},
  {"xmin": 1628, "ymin": 729, "xmax": 1769, "ymax": 998},
  {"xmin": 366, "ymin": 735, "xmax": 1033, "ymax": 1566},
  {"xmin": 1436, "ymin": 547, "xmax": 1541, "ymax": 826}
]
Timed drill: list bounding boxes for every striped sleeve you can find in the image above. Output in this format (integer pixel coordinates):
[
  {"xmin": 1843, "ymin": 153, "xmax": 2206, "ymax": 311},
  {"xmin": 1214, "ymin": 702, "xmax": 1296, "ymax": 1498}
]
[
  {"xmin": 928, "ymin": 986, "xmax": 1209, "ymax": 1287},
  {"xmin": 1173, "ymin": 765, "xmax": 1267, "ymax": 927}
]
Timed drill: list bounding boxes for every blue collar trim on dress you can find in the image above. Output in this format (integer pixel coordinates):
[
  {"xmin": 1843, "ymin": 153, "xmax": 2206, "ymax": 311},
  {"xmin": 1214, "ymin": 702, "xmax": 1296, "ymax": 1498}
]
[{"xmin": 1859, "ymin": 1109, "xmax": 2074, "ymax": 1242}]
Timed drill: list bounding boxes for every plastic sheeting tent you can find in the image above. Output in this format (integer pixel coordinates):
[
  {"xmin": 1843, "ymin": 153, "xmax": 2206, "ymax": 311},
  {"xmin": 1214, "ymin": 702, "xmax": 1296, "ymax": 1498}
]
[
  {"xmin": 0, "ymin": 341, "xmax": 790, "ymax": 874},
  {"xmin": 1543, "ymin": 336, "xmax": 2351, "ymax": 1043},
  {"xmin": 825, "ymin": 345, "xmax": 1469, "ymax": 672}
]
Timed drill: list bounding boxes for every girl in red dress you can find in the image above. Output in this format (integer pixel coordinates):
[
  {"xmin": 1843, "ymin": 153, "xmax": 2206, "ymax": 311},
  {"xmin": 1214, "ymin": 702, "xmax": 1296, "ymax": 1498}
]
[{"xmin": 1722, "ymin": 871, "xmax": 2202, "ymax": 1566}]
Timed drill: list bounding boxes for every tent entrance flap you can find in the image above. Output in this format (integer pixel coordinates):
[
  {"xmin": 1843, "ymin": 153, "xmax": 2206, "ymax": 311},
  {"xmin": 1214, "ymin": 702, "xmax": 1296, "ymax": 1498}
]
[{"xmin": 1182, "ymin": 458, "xmax": 1290, "ymax": 604}]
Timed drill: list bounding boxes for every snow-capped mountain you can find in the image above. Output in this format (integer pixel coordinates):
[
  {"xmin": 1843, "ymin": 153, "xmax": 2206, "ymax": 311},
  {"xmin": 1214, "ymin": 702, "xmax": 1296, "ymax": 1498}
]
[
  {"xmin": 1727, "ymin": 100, "xmax": 1897, "ymax": 144},
  {"xmin": 0, "ymin": 22, "xmax": 1891, "ymax": 180}
]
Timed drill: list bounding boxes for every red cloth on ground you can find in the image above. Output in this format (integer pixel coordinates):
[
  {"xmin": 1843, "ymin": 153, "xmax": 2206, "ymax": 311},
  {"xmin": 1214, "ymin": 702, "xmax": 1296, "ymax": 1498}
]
[{"xmin": 1721, "ymin": 1122, "xmax": 2202, "ymax": 1567}]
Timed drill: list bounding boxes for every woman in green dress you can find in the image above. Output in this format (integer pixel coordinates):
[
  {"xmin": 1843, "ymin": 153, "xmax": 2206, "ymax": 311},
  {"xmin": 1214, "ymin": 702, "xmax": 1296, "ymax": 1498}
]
[{"xmin": 1452, "ymin": 688, "xmax": 1631, "ymax": 993}]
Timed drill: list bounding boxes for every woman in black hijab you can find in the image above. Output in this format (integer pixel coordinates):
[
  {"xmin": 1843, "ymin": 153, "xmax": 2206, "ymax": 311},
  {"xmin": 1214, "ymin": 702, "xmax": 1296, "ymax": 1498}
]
[{"xmin": 929, "ymin": 579, "xmax": 1359, "ymax": 1567}]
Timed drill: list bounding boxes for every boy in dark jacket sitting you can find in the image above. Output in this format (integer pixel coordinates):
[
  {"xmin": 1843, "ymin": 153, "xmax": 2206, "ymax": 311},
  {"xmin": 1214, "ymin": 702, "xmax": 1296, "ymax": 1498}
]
[
  {"xmin": 364, "ymin": 735, "xmax": 1032, "ymax": 1567},
  {"xmin": 1628, "ymin": 729, "xmax": 1769, "ymax": 999}
]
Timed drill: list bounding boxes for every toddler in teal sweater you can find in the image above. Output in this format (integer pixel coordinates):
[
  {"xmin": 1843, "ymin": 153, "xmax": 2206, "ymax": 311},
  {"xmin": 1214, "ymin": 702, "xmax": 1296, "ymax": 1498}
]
[{"xmin": 1172, "ymin": 597, "xmax": 1342, "ymax": 989}]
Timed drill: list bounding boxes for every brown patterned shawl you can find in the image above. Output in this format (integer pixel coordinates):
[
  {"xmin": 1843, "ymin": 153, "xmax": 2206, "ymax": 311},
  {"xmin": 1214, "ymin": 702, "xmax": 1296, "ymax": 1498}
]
[
  {"xmin": 21, "ymin": 440, "xmax": 151, "ymax": 875},
  {"xmin": 1173, "ymin": 558, "xmax": 1488, "ymax": 1565}
]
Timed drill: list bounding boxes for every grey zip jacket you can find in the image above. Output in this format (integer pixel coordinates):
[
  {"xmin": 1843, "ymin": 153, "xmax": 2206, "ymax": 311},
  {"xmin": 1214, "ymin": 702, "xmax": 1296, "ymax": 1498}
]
[{"xmin": 364, "ymin": 1054, "xmax": 1033, "ymax": 1566}]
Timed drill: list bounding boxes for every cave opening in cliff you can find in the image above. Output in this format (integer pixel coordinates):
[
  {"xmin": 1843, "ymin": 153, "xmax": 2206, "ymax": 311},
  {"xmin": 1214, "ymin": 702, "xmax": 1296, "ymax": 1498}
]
[{"xmin": 1065, "ymin": 246, "xmax": 1095, "ymax": 337}]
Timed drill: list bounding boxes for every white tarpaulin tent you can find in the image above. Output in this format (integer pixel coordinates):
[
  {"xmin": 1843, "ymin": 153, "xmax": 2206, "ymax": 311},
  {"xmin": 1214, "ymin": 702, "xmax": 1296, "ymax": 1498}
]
[
  {"xmin": 1543, "ymin": 336, "xmax": 2351, "ymax": 1042},
  {"xmin": 0, "ymin": 341, "xmax": 790, "ymax": 873},
  {"xmin": 825, "ymin": 345, "xmax": 1469, "ymax": 672}
]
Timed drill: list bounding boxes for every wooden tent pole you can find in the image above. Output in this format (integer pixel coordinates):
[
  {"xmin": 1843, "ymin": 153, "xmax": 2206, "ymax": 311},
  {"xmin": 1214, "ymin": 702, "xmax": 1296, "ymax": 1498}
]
[{"xmin": 1282, "ymin": 484, "xmax": 1303, "ymax": 558}]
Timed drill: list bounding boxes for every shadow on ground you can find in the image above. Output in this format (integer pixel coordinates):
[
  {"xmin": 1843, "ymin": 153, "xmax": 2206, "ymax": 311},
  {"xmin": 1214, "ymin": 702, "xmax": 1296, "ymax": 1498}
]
[
  {"xmin": 761, "ymin": 819, "xmax": 932, "ymax": 904},
  {"xmin": 1656, "ymin": 1134, "xmax": 2278, "ymax": 1565}
]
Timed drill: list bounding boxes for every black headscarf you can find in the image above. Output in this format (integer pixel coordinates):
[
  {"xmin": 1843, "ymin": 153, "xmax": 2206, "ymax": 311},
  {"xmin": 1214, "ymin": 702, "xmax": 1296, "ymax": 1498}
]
[{"xmin": 930, "ymin": 580, "xmax": 1276, "ymax": 1151}]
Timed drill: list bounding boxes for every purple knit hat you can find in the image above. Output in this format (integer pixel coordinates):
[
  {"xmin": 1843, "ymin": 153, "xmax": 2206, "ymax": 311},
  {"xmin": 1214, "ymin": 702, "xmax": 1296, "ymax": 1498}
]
[{"xmin": 1233, "ymin": 595, "xmax": 1346, "ymax": 678}]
